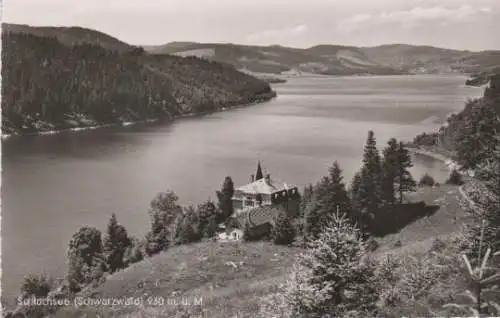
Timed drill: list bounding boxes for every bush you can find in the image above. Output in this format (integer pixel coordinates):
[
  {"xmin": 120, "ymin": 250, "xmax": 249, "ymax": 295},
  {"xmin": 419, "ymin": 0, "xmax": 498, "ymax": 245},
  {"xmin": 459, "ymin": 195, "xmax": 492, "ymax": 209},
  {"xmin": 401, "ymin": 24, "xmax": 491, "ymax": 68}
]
[
  {"xmin": 21, "ymin": 274, "xmax": 53, "ymax": 298},
  {"xmin": 419, "ymin": 174, "xmax": 435, "ymax": 187},
  {"xmin": 271, "ymin": 211, "xmax": 296, "ymax": 245},
  {"xmin": 445, "ymin": 169, "xmax": 464, "ymax": 185},
  {"xmin": 66, "ymin": 227, "xmax": 106, "ymax": 293},
  {"xmin": 430, "ymin": 237, "xmax": 447, "ymax": 252},
  {"xmin": 124, "ymin": 237, "xmax": 146, "ymax": 265}
]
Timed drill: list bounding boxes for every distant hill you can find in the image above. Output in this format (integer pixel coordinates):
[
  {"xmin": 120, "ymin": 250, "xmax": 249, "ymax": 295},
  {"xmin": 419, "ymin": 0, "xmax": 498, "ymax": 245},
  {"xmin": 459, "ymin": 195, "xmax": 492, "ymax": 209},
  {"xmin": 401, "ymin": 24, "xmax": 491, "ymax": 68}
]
[
  {"xmin": 1, "ymin": 25, "xmax": 275, "ymax": 135},
  {"xmin": 2, "ymin": 23, "xmax": 134, "ymax": 53},
  {"xmin": 147, "ymin": 42, "xmax": 403, "ymax": 75},
  {"xmin": 147, "ymin": 42, "xmax": 500, "ymax": 76}
]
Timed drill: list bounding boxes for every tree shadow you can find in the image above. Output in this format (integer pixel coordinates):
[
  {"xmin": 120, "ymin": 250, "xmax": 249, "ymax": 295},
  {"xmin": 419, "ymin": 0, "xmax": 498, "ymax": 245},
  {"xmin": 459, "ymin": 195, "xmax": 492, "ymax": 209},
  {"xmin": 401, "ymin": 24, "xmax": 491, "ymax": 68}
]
[{"xmin": 369, "ymin": 202, "xmax": 440, "ymax": 237}]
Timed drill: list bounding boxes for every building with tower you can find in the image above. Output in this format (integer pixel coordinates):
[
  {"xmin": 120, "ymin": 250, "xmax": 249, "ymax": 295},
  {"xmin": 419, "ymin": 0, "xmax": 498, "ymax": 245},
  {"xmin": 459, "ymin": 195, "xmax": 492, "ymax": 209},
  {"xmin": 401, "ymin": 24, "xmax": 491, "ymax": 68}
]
[{"xmin": 225, "ymin": 162, "xmax": 300, "ymax": 240}]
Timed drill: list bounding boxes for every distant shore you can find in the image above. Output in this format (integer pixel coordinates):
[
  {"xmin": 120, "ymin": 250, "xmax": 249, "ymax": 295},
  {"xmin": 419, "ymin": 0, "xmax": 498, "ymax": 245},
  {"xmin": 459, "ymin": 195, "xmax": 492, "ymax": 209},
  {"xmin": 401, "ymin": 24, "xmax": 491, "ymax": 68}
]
[{"xmin": 1, "ymin": 93, "xmax": 276, "ymax": 140}]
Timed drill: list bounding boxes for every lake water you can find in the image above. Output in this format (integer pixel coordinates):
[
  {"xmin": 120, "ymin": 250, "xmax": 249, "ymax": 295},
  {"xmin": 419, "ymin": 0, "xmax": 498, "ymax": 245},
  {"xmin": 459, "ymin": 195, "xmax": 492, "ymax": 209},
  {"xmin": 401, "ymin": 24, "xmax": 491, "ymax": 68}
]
[{"xmin": 1, "ymin": 75, "xmax": 483, "ymax": 304}]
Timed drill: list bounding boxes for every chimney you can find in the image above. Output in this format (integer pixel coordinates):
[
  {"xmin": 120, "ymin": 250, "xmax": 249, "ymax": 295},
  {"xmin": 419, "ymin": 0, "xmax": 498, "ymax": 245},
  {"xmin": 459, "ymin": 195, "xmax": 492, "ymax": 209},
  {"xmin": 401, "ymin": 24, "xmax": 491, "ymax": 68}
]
[
  {"xmin": 251, "ymin": 174, "xmax": 255, "ymax": 182},
  {"xmin": 265, "ymin": 173, "xmax": 271, "ymax": 183}
]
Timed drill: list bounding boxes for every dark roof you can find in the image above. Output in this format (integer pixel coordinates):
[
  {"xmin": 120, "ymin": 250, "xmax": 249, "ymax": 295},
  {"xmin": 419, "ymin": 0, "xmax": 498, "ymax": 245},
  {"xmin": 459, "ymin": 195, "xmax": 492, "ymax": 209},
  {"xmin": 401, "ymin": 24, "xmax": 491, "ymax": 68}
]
[{"xmin": 235, "ymin": 205, "xmax": 285, "ymax": 228}]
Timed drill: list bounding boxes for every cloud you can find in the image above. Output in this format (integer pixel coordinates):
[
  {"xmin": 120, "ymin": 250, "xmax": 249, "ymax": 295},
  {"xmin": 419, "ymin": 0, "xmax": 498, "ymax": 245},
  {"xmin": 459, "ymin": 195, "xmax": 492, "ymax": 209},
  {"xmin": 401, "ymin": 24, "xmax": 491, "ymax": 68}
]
[
  {"xmin": 338, "ymin": 5, "xmax": 492, "ymax": 32},
  {"xmin": 245, "ymin": 24, "xmax": 308, "ymax": 42}
]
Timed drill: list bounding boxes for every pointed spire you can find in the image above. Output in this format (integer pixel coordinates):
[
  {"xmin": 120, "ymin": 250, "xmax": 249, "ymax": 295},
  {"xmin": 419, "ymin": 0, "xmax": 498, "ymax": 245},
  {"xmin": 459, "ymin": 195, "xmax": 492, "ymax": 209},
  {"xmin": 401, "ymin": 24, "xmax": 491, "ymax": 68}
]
[{"xmin": 255, "ymin": 161, "xmax": 264, "ymax": 181}]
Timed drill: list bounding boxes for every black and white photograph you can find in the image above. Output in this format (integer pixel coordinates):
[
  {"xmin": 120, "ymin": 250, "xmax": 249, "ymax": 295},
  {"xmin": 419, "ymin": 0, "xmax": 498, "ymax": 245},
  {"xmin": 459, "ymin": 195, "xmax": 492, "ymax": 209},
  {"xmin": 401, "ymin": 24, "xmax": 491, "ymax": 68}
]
[{"xmin": 1, "ymin": 0, "xmax": 500, "ymax": 317}]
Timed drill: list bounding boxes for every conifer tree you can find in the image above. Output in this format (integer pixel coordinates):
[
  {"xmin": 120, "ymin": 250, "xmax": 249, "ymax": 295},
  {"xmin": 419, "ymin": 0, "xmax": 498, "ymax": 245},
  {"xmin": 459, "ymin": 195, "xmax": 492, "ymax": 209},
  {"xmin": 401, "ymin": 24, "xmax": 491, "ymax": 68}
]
[
  {"xmin": 196, "ymin": 200, "xmax": 218, "ymax": 237},
  {"xmin": 304, "ymin": 161, "xmax": 352, "ymax": 240},
  {"xmin": 103, "ymin": 213, "xmax": 132, "ymax": 273},
  {"xmin": 266, "ymin": 213, "xmax": 380, "ymax": 317},
  {"xmin": 303, "ymin": 197, "xmax": 324, "ymax": 241},
  {"xmin": 216, "ymin": 176, "xmax": 234, "ymax": 223},
  {"xmin": 204, "ymin": 216, "xmax": 218, "ymax": 239},
  {"xmin": 349, "ymin": 172, "xmax": 363, "ymax": 230},
  {"xmin": 300, "ymin": 184, "xmax": 314, "ymax": 217},
  {"xmin": 145, "ymin": 211, "xmax": 169, "ymax": 256},
  {"xmin": 175, "ymin": 215, "xmax": 199, "ymax": 245},
  {"xmin": 357, "ymin": 131, "xmax": 383, "ymax": 228},
  {"xmin": 381, "ymin": 138, "xmax": 399, "ymax": 205},
  {"xmin": 396, "ymin": 141, "xmax": 416, "ymax": 203},
  {"xmin": 272, "ymin": 210, "xmax": 296, "ymax": 245},
  {"xmin": 325, "ymin": 161, "xmax": 352, "ymax": 217},
  {"xmin": 243, "ymin": 221, "xmax": 254, "ymax": 242}
]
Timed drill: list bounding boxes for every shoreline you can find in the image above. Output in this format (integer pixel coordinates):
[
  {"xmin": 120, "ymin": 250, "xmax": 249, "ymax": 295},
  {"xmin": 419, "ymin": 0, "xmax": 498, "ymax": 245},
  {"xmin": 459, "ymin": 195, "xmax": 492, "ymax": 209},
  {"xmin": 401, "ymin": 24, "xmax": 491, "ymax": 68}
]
[
  {"xmin": 1, "ymin": 94, "xmax": 276, "ymax": 140},
  {"xmin": 407, "ymin": 146, "xmax": 461, "ymax": 172}
]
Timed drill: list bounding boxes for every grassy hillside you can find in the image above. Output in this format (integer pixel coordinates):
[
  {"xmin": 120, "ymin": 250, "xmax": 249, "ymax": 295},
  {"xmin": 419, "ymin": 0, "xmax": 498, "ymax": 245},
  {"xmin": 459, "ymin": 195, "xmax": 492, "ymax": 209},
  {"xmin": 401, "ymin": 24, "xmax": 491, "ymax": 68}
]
[
  {"xmin": 147, "ymin": 42, "xmax": 500, "ymax": 76},
  {"xmin": 1, "ymin": 28, "xmax": 275, "ymax": 135},
  {"xmin": 54, "ymin": 242, "xmax": 302, "ymax": 318}
]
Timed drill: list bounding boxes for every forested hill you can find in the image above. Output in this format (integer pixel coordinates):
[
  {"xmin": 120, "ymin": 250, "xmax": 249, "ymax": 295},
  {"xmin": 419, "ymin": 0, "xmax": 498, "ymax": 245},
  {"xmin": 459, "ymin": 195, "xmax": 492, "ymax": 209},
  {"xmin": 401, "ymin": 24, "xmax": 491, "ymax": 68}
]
[
  {"xmin": 427, "ymin": 72, "xmax": 500, "ymax": 169},
  {"xmin": 1, "ymin": 31, "xmax": 275, "ymax": 135}
]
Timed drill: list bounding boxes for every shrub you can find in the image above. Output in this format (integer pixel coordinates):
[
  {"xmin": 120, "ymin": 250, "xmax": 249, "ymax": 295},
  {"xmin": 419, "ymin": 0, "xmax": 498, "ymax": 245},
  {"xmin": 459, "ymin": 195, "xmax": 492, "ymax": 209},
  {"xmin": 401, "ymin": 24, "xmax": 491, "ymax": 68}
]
[
  {"xmin": 430, "ymin": 237, "xmax": 447, "ymax": 252},
  {"xmin": 445, "ymin": 169, "xmax": 464, "ymax": 185},
  {"xmin": 124, "ymin": 237, "xmax": 146, "ymax": 265},
  {"xmin": 419, "ymin": 173, "xmax": 435, "ymax": 187},
  {"xmin": 271, "ymin": 210, "xmax": 296, "ymax": 245},
  {"xmin": 66, "ymin": 227, "xmax": 106, "ymax": 293},
  {"xmin": 21, "ymin": 274, "xmax": 53, "ymax": 298},
  {"xmin": 438, "ymin": 227, "xmax": 500, "ymax": 317}
]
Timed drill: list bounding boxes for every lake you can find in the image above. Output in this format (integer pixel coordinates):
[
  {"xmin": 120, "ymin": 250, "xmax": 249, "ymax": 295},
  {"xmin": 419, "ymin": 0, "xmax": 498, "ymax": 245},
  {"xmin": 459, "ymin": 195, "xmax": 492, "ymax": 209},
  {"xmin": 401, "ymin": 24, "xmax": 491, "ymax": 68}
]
[{"xmin": 1, "ymin": 75, "xmax": 483, "ymax": 304}]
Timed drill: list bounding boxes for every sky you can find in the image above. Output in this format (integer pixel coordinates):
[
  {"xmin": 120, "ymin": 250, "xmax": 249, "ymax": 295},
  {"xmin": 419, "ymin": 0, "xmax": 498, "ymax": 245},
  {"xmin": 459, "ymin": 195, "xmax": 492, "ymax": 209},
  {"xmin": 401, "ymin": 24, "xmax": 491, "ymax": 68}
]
[{"xmin": 3, "ymin": 0, "xmax": 500, "ymax": 51}]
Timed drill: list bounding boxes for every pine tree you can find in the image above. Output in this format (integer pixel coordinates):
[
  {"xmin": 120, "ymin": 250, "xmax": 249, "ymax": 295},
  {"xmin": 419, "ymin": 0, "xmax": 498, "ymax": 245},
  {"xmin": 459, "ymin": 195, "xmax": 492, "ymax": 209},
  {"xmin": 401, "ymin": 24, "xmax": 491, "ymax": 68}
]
[
  {"xmin": 243, "ymin": 221, "xmax": 254, "ymax": 242},
  {"xmin": 103, "ymin": 213, "xmax": 132, "ymax": 273},
  {"xmin": 357, "ymin": 131, "xmax": 383, "ymax": 230},
  {"xmin": 396, "ymin": 141, "xmax": 416, "ymax": 203},
  {"xmin": 349, "ymin": 172, "xmax": 364, "ymax": 233},
  {"xmin": 381, "ymin": 138, "xmax": 399, "ymax": 205},
  {"xmin": 175, "ymin": 215, "xmax": 199, "ymax": 245},
  {"xmin": 303, "ymin": 197, "xmax": 324, "ymax": 241},
  {"xmin": 145, "ymin": 211, "xmax": 169, "ymax": 256},
  {"xmin": 304, "ymin": 161, "xmax": 352, "ymax": 240},
  {"xmin": 216, "ymin": 176, "xmax": 234, "ymax": 223},
  {"xmin": 196, "ymin": 200, "xmax": 218, "ymax": 237},
  {"xmin": 272, "ymin": 210, "xmax": 296, "ymax": 245},
  {"xmin": 204, "ymin": 216, "xmax": 218, "ymax": 239},
  {"xmin": 269, "ymin": 213, "xmax": 379, "ymax": 317},
  {"xmin": 325, "ymin": 161, "xmax": 352, "ymax": 217},
  {"xmin": 300, "ymin": 184, "xmax": 314, "ymax": 217}
]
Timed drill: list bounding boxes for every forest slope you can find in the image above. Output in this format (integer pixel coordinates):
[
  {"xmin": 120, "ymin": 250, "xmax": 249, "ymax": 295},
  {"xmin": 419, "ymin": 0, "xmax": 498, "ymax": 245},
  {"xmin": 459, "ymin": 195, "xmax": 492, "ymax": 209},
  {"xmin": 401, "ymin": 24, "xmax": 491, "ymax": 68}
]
[{"xmin": 1, "ymin": 28, "xmax": 275, "ymax": 135}]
